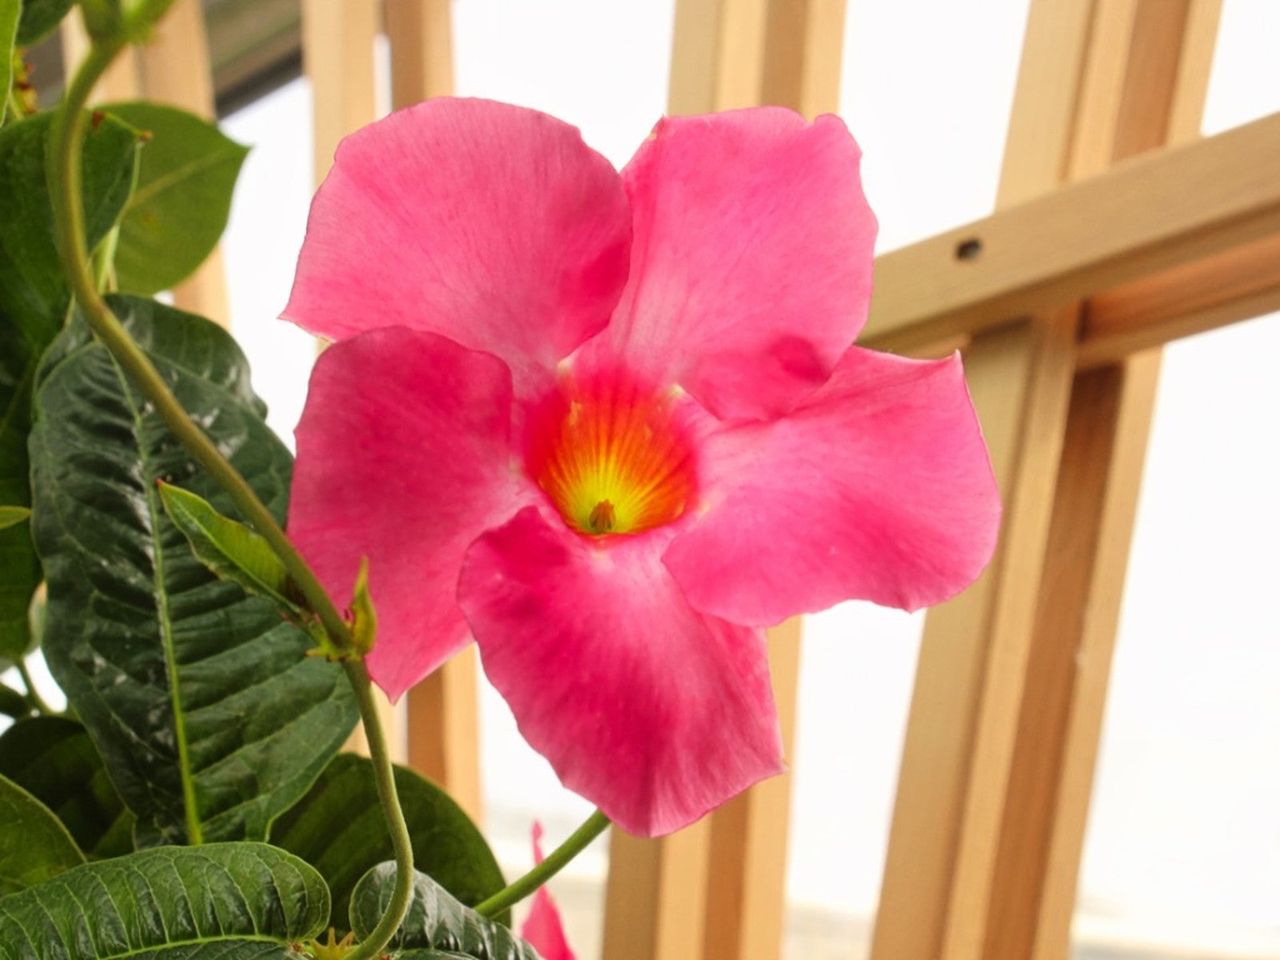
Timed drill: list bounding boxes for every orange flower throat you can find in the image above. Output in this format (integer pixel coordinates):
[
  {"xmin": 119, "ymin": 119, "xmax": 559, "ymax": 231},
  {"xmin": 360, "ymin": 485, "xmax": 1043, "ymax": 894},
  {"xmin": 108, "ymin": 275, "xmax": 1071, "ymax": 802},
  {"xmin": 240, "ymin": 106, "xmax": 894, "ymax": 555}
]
[{"xmin": 528, "ymin": 374, "xmax": 696, "ymax": 537}]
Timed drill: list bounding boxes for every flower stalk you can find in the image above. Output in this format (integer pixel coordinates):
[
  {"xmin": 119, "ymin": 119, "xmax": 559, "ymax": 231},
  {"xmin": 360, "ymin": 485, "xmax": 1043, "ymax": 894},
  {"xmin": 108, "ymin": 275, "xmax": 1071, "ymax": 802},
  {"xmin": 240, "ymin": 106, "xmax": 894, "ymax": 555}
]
[
  {"xmin": 473, "ymin": 810, "xmax": 612, "ymax": 918},
  {"xmin": 47, "ymin": 8, "xmax": 412, "ymax": 959}
]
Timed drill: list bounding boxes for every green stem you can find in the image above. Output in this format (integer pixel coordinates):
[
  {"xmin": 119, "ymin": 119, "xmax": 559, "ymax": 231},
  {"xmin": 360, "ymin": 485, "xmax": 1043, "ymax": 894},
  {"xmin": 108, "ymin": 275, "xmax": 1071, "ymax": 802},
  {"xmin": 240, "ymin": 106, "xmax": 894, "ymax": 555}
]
[
  {"xmin": 15, "ymin": 660, "xmax": 54, "ymax": 717},
  {"xmin": 474, "ymin": 810, "xmax": 612, "ymax": 919},
  {"xmin": 46, "ymin": 22, "xmax": 353, "ymax": 655},
  {"xmin": 49, "ymin": 6, "xmax": 415, "ymax": 951},
  {"xmin": 342, "ymin": 662, "xmax": 415, "ymax": 960}
]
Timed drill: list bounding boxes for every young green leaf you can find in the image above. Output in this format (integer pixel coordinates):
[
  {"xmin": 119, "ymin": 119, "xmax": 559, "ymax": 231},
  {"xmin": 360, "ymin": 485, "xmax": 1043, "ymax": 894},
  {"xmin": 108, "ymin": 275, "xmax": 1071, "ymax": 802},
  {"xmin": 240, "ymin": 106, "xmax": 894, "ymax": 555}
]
[
  {"xmin": 30, "ymin": 295, "xmax": 357, "ymax": 847},
  {"xmin": 350, "ymin": 864, "xmax": 540, "ymax": 960},
  {"xmin": 0, "ymin": 842, "xmax": 331, "ymax": 959},
  {"xmin": 158, "ymin": 480, "xmax": 298, "ymax": 611},
  {"xmin": 15, "ymin": 0, "xmax": 74, "ymax": 45},
  {"xmin": 272, "ymin": 753, "xmax": 508, "ymax": 928},
  {"xmin": 0, "ymin": 506, "xmax": 28, "ymax": 530},
  {"xmin": 0, "ymin": 110, "xmax": 140, "ymax": 666},
  {"xmin": 0, "ymin": 773, "xmax": 85, "ymax": 896},
  {"xmin": 104, "ymin": 102, "xmax": 249, "ymax": 296},
  {"xmin": 350, "ymin": 555, "xmax": 377, "ymax": 654},
  {"xmin": 0, "ymin": 716, "xmax": 135, "ymax": 858},
  {"xmin": 1, "ymin": 0, "xmax": 18, "ymax": 128}
]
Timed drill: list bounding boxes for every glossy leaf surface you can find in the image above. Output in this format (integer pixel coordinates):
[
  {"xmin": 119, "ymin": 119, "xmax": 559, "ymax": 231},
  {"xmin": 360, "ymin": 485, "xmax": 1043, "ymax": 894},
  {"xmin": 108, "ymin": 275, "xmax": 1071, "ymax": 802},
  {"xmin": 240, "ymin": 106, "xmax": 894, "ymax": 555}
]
[
  {"xmin": 105, "ymin": 102, "xmax": 248, "ymax": 296},
  {"xmin": 351, "ymin": 863, "xmax": 540, "ymax": 960},
  {"xmin": 15, "ymin": 0, "xmax": 73, "ymax": 44},
  {"xmin": 0, "ymin": 773, "xmax": 84, "ymax": 895},
  {"xmin": 0, "ymin": 110, "xmax": 139, "ymax": 664},
  {"xmin": 0, "ymin": 716, "xmax": 134, "ymax": 858},
  {"xmin": 272, "ymin": 753, "xmax": 507, "ymax": 926},
  {"xmin": 30, "ymin": 295, "xmax": 356, "ymax": 846},
  {"xmin": 0, "ymin": 842, "xmax": 330, "ymax": 959}
]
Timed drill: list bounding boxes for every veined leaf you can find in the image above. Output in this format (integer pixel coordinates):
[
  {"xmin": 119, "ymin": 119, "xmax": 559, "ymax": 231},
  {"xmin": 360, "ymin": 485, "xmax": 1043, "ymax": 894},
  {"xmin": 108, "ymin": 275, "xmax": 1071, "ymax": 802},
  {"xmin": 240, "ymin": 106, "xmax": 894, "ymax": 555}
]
[
  {"xmin": 30, "ymin": 295, "xmax": 357, "ymax": 846},
  {"xmin": 0, "ymin": 842, "xmax": 330, "ymax": 959},
  {"xmin": 351, "ymin": 864, "xmax": 540, "ymax": 960},
  {"xmin": 272, "ymin": 753, "xmax": 507, "ymax": 928},
  {"xmin": 0, "ymin": 716, "xmax": 134, "ymax": 858},
  {"xmin": 158, "ymin": 480, "xmax": 297, "ymax": 611},
  {"xmin": 105, "ymin": 102, "xmax": 249, "ymax": 296},
  {"xmin": 0, "ymin": 773, "xmax": 84, "ymax": 896},
  {"xmin": 0, "ymin": 110, "xmax": 140, "ymax": 664}
]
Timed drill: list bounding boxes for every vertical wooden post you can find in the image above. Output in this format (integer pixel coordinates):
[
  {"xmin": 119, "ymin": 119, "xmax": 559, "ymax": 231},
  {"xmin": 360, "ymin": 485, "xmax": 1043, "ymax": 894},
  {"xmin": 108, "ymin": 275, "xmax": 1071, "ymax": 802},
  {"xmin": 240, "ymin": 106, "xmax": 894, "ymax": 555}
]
[
  {"xmin": 380, "ymin": 0, "xmax": 483, "ymax": 823},
  {"xmin": 137, "ymin": 0, "xmax": 229, "ymax": 326},
  {"xmin": 988, "ymin": 4, "xmax": 1221, "ymax": 959},
  {"xmin": 300, "ymin": 0, "xmax": 396, "ymax": 761},
  {"xmin": 871, "ymin": 2, "xmax": 1223, "ymax": 959},
  {"xmin": 605, "ymin": 2, "xmax": 846, "ymax": 959}
]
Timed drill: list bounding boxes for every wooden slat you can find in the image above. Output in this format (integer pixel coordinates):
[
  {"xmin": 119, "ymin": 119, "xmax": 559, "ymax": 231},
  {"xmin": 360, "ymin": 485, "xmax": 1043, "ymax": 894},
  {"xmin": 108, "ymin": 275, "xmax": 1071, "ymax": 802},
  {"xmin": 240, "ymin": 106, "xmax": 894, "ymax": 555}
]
[
  {"xmin": 861, "ymin": 110, "xmax": 1280, "ymax": 357},
  {"xmin": 381, "ymin": 0, "xmax": 483, "ymax": 824},
  {"xmin": 874, "ymin": 1, "xmax": 1108, "ymax": 956},
  {"xmin": 139, "ymin": 0, "xmax": 230, "ymax": 326},
  {"xmin": 988, "ymin": 4, "xmax": 1223, "ymax": 958}
]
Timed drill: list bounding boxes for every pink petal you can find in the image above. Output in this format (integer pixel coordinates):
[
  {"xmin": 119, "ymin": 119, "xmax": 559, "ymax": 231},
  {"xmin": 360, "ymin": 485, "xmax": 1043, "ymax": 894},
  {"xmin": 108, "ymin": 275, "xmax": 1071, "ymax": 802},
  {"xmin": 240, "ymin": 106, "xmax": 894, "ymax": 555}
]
[
  {"xmin": 578, "ymin": 108, "xmax": 876, "ymax": 420},
  {"xmin": 519, "ymin": 822, "xmax": 576, "ymax": 960},
  {"xmin": 288, "ymin": 327, "xmax": 529, "ymax": 701},
  {"xmin": 283, "ymin": 98, "xmax": 632, "ymax": 398},
  {"xmin": 664, "ymin": 348, "xmax": 1001, "ymax": 625},
  {"xmin": 458, "ymin": 507, "xmax": 783, "ymax": 836}
]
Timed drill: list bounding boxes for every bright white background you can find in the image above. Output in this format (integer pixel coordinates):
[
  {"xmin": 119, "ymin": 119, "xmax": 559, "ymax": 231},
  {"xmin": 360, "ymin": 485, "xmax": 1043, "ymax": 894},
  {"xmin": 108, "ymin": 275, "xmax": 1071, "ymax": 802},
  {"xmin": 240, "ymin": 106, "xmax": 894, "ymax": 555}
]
[{"xmin": 7, "ymin": 2, "xmax": 1278, "ymax": 958}]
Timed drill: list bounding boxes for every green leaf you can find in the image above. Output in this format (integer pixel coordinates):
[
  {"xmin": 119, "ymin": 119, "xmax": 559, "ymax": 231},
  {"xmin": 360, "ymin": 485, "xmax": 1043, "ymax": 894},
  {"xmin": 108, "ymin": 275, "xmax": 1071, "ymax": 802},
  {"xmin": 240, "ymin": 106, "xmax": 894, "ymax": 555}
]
[
  {"xmin": 0, "ymin": 842, "xmax": 331, "ymax": 959},
  {"xmin": 104, "ymin": 102, "xmax": 248, "ymax": 295},
  {"xmin": 0, "ymin": 716, "xmax": 134, "ymax": 858},
  {"xmin": 0, "ymin": 683, "xmax": 26, "ymax": 718},
  {"xmin": 351, "ymin": 864, "xmax": 540, "ymax": 960},
  {"xmin": 29, "ymin": 295, "xmax": 357, "ymax": 847},
  {"xmin": 1, "ymin": 0, "xmax": 18, "ymax": 129},
  {"xmin": 15, "ymin": 0, "xmax": 74, "ymax": 45},
  {"xmin": 0, "ymin": 110, "xmax": 141, "ymax": 665},
  {"xmin": 0, "ymin": 773, "xmax": 85, "ymax": 896},
  {"xmin": 272, "ymin": 753, "xmax": 507, "ymax": 928},
  {"xmin": 0, "ymin": 506, "xmax": 28, "ymax": 531},
  {"xmin": 158, "ymin": 480, "xmax": 298, "ymax": 611}
]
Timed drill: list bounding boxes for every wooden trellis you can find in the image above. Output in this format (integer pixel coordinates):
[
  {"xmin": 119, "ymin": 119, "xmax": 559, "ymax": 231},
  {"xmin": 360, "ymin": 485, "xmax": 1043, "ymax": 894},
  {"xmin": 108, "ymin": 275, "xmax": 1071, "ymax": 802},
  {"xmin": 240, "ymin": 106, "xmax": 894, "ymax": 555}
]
[{"xmin": 68, "ymin": 0, "xmax": 1279, "ymax": 957}]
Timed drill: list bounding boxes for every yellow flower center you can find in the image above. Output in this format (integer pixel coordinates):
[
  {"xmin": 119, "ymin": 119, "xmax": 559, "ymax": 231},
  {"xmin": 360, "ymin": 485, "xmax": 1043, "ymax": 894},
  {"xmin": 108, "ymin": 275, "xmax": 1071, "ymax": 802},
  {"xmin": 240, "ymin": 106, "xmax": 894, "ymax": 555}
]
[{"xmin": 527, "ymin": 373, "xmax": 696, "ymax": 537}]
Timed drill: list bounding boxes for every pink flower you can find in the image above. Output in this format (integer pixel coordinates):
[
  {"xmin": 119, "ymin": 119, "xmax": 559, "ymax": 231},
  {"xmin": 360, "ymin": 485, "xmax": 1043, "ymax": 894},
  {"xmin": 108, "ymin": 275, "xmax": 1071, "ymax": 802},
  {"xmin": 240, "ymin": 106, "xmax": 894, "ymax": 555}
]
[
  {"xmin": 519, "ymin": 823, "xmax": 576, "ymax": 960},
  {"xmin": 284, "ymin": 98, "xmax": 1000, "ymax": 836}
]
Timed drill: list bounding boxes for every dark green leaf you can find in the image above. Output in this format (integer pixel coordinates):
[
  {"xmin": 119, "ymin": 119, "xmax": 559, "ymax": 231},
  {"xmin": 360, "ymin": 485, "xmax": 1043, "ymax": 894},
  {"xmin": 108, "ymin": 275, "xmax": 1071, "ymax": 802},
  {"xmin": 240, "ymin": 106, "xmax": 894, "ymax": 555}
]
[
  {"xmin": 0, "ymin": 842, "xmax": 331, "ymax": 959},
  {"xmin": 30, "ymin": 295, "xmax": 357, "ymax": 846},
  {"xmin": 272, "ymin": 753, "xmax": 507, "ymax": 927},
  {"xmin": 0, "ymin": 716, "xmax": 134, "ymax": 858},
  {"xmin": 0, "ymin": 110, "xmax": 141, "ymax": 664},
  {"xmin": 104, "ymin": 102, "xmax": 248, "ymax": 295},
  {"xmin": 15, "ymin": 0, "xmax": 74, "ymax": 45},
  {"xmin": 158, "ymin": 480, "xmax": 298, "ymax": 611},
  {"xmin": 0, "ymin": 773, "xmax": 84, "ymax": 896},
  {"xmin": 351, "ymin": 864, "xmax": 540, "ymax": 960},
  {"xmin": 1, "ymin": 0, "xmax": 18, "ymax": 128},
  {"xmin": 0, "ymin": 683, "xmax": 26, "ymax": 718}
]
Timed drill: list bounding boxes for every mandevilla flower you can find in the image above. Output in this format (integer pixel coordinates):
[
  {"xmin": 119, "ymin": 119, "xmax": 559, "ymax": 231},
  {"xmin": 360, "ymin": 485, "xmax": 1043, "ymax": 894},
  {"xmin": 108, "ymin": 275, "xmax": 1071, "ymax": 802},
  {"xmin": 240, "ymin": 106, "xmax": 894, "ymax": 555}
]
[{"xmin": 284, "ymin": 98, "xmax": 999, "ymax": 836}]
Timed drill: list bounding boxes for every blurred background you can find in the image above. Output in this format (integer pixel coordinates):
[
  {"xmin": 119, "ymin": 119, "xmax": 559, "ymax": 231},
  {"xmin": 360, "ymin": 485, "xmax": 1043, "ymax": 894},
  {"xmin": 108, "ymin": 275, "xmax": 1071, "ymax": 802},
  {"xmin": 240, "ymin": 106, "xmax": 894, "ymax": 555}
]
[{"xmin": 8, "ymin": 2, "xmax": 1279, "ymax": 958}]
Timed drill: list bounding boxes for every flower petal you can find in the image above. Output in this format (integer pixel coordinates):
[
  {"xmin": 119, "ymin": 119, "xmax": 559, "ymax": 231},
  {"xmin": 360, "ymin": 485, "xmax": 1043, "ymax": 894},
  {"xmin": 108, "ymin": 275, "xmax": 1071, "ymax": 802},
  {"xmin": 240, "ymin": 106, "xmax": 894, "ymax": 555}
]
[
  {"xmin": 288, "ymin": 327, "xmax": 528, "ymax": 701},
  {"xmin": 459, "ymin": 507, "xmax": 783, "ymax": 836},
  {"xmin": 664, "ymin": 348, "xmax": 1000, "ymax": 624},
  {"xmin": 579, "ymin": 108, "xmax": 876, "ymax": 420},
  {"xmin": 284, "ymin": 98, "xmax": 632, "ymax": 397},
  {"xmin": 519, "ymin": 823, "xmax": 577, "ymax": 960}
]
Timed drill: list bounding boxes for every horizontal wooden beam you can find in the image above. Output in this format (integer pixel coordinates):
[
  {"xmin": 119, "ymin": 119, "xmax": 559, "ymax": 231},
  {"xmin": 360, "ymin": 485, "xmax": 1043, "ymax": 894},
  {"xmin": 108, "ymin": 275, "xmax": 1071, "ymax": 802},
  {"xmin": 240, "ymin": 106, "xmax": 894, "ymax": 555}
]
[{"xmin": 863, "ymin": 111, "xmax": 1280, "ymax": 355}]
